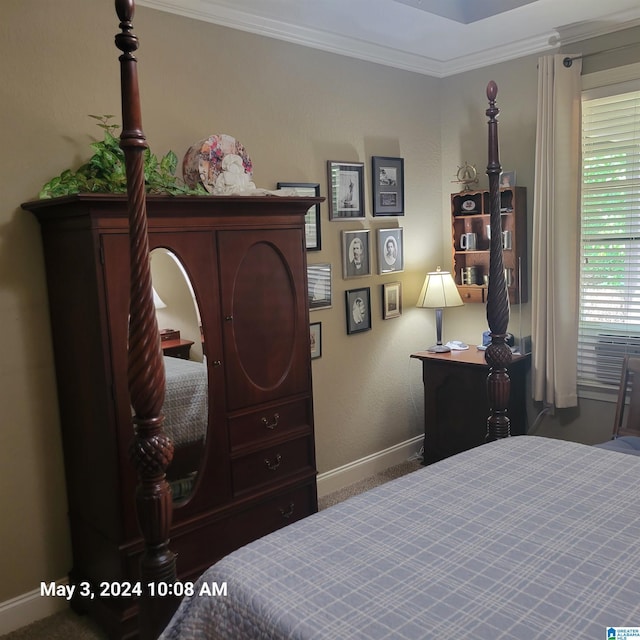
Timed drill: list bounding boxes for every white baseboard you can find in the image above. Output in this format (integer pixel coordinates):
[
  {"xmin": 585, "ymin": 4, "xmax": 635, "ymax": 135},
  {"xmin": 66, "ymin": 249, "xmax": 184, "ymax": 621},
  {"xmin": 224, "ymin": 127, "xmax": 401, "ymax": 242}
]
[
  {"xmin": 317, "ymin": 435, "xmax": 423, "ymax": 498},
  {"xmin": 0, "ymin": 578, "xmax": 68, "ymax": 636},
  {"xmin": 1, "ymin": 437, "xmax": 423, "ymax": 634}
]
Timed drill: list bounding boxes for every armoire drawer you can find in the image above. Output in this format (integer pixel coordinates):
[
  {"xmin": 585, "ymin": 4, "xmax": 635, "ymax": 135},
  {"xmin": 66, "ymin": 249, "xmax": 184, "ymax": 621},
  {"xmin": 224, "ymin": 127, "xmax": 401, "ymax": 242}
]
[
  {"xmin": 232, "ymin": 436, "xmax": 315, "ymax": 496},
  {"xmin": 235, "ymin": 481, "xmax": 317, "ymax": 537},
  {"xmin": 125, "ymin": 481, "xmax": 318, "ymax": 586},
  {"xmin": 228, "ymin": 398, "xmax": 311, "ymax": 451}
]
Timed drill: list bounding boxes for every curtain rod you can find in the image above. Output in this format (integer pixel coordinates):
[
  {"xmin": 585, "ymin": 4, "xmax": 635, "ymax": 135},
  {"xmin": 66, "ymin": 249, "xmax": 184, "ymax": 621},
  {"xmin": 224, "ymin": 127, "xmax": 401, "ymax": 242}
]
[{"xmin": 563, "ymin": 42, "xmax": 640, "ymax": 68}]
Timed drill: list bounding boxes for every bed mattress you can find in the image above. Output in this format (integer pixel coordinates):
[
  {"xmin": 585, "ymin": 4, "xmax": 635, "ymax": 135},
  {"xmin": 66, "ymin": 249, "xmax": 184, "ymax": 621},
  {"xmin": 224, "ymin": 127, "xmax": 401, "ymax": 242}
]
[{"xmin": 160, "ymin": 436, "xmax": 640, "ymax": 639}]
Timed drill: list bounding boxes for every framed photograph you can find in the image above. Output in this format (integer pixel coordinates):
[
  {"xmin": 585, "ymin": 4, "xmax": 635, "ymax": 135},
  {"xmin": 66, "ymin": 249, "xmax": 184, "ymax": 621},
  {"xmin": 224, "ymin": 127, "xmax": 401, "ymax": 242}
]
[
  {"xmin": 345, "ymin": 287, "xmax": 372, "ymax": 334},
  {"xmin": 307, "ymin": 263, "xmax": 332, "ymax": 310},
  {"xmin": 327, "ymin": 161, "xmax": 365, "ymax": 220},
  {"xmin": 341, "ymin": 229, "xmax": 371, "ymax": 279},
  {"xmin": 372, "ymin": 156, "xmax": 404, "ymax": 216},
  {"xmin": 377, "ymin": 228, "xmax": 404, "ymax": 274},
  {"xmin": 277, "ymin": 182, "xmax": 321, "ymax": 251},
  {"xmin": 500, "ymin": 170, "xmax": 516, "ymax": 188},
  {"xmin": 382, "ymin": 282, "xmax": 402, "ymax": 319},
  {"xmin": 309, "ymin": 322, "xmax": 322, "ymax": 359}
]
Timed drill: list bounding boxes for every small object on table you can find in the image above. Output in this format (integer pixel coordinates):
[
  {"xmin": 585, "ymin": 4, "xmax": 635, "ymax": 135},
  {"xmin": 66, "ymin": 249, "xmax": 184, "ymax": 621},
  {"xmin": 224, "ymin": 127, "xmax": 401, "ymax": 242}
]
[{"xmin": 160, "ymin": 328, "xmax": 181, "ymax": 342}]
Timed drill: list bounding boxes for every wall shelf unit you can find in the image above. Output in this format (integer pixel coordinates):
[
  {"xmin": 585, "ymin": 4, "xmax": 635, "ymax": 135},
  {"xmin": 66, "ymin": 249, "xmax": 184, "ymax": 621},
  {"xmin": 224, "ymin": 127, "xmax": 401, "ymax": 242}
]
[{"xmin": 450, "ymin": 186, "xmax": 527, "ymax": 304}]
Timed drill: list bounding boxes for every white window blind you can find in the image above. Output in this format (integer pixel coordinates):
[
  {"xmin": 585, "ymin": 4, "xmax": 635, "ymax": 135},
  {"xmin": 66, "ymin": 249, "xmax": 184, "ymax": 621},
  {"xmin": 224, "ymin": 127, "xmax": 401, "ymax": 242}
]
[{"xmin": 579, "ymin": 85, "xmax": 640, "ymax": 389}]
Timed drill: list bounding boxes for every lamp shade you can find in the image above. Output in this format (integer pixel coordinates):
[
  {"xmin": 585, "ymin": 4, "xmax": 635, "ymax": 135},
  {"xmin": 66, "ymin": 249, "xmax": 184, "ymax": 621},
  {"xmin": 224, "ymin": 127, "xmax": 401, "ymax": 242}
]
[
  {"xmin": 416, "ymin": 268, "xmax": 464, "ymax": 309},
  {"xmin": 152, "ymin": 287, "xmax": 167, "ymax": 310}
]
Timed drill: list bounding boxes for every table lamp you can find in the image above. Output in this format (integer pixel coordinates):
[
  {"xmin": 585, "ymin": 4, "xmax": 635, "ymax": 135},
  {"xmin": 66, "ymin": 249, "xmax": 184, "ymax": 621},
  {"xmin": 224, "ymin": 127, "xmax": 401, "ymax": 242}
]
[{"xmin": 416, "ymin": 267, "xmax": 464, "ymax": 352}]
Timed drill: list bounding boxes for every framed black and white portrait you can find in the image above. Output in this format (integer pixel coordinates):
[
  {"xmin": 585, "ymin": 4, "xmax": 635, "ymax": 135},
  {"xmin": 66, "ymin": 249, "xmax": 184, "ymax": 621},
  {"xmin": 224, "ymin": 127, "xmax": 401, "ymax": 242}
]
[
  {"xmin": 345, "ymin": 287, "xmax": 372, "ymax": 335},
  {"xmin": 372, "ymin": 156, "xmax": 404, "ymax": 216},
  {"xmin": 327, "ymin": 161, "xmax": 365, "ymax": 220},
  {"xmin": 307, "ymin": 263, "xmax": 332, "ymax": 310},
  {"xmin": 500, "ymin": 170, "xmax": 516, "ymax": 188},
  {"xmin": 377, "ymin": 227, "xmax": 404, "ymax": 274},
  {"xmin": 277, "ymin": 181, "xmax": 321, "ymax": 251},
  {"xmin": 382, "ymin": 282, "xmax": 402, "ymax": 319},
  {"xmin": 342, "ymin": 229, "xmax": 371, "ymax": 279}
]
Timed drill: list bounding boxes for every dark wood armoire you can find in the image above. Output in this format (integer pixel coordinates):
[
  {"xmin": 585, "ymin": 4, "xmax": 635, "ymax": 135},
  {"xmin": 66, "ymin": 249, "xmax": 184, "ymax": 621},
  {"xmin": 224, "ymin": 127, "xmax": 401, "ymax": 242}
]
[{"xmin": 23, "ymin": 194, "xmax": 318, "ymax": 639}]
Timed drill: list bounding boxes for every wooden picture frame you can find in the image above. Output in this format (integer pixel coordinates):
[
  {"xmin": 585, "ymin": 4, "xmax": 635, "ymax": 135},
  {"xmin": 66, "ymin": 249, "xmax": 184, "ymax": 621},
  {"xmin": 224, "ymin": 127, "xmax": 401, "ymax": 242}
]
[
  {"xmin": 307, "ymin": 263, "xmax": 332, "ymax": 310},
  {"xmin": 372, "ymin": 156, "xmax": 404, "ymax": 216},
  {"xmin": 500, "ymin": 170, "xmax": 516, "ymax": 188},
  {"xmin": 310, "ymin": 322, "xmax": 322, "ymax": 359},
  {"xmin": 277, "ymin": 182, "xmax": 321, "ymax": 251},
  {"xmin": 345, "ymin": 287, "xmax": 372, "ymax": 334},
  {"xmin": 327, "ymin": 161, "xmax": 365, "ymax": 220},
  {"xmin": 382, "ymin": 282, "xmax": 402, "ymax": 319},
  {"xmin": 377, "ymin": 227, "xmax": 404, "ymax": 274},
  {"xmin": 342, "ymin": 229, "xmax": 371, "ymax": 279}
]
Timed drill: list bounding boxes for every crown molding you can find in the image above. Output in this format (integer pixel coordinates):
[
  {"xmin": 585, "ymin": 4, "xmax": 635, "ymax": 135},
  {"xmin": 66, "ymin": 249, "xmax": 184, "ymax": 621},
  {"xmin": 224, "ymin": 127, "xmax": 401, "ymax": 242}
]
[
  {"xmin": 135, "ymin": 0, "xmax": 640, "ymax": 78},
  {"xmin": 555, "ymin": 8, "xmax": 640, "ymax": 45},
  {"xmin": 443, "ymin": 33, "xmax": 559, "ymax": 76}
]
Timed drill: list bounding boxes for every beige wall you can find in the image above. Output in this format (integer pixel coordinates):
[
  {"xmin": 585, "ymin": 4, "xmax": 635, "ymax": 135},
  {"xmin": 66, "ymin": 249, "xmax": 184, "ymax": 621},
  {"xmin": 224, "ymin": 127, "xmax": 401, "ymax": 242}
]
[
  {"xmin": 0, "ymin": 0, "xmax": 441, "ymax": 600},
  {"xmin": 1, "ymin": 0, "xmax": 638, "ymax": 605}
]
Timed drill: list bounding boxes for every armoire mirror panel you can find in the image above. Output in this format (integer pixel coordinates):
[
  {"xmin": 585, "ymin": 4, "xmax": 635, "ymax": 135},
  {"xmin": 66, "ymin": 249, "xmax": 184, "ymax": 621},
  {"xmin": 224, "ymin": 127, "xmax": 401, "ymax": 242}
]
[{"xmin": 150, "ymin": 247, "xmax": 207, "ymax": 505}]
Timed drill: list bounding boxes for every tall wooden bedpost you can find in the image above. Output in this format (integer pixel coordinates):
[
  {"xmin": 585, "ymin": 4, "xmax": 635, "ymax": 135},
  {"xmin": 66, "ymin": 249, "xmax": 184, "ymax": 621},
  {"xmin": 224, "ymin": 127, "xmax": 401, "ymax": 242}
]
[
  {"xmin": 484, "ymin": 81, "xmax": 512, "ymax": 441},
  {"xmin": 114, "ymin": 1, "xmax": 177, "ymax": 638}
]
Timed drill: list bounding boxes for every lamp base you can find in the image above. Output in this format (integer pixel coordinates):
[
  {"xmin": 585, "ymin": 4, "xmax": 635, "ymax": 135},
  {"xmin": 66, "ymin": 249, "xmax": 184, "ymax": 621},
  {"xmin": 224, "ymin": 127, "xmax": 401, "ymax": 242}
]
[
  {"xmin": 427, "ymin": 309, "xmax": 451, "ymax": 353},
  {"xmin": 427, "ymin": 344, "xmax": 451, "ymax": 353}
]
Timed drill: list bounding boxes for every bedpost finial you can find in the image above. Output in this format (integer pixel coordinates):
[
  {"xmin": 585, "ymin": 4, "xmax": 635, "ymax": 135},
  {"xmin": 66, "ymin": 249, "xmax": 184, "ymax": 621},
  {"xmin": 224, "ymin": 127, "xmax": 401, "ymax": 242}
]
[
  {"xmin": 115, "ymin": 0, "xmax": 139, "ymax": 58},
  {"xmin": 487, "ymin": 80, "xmax": 498, "ymax": 103},
  {"xmin": 486, "ymin": 80, "xmax": 500, "ymax": 124},
  {"xmin": 115, "ymin": 0, "xmax": 135, "ymax": 23}
]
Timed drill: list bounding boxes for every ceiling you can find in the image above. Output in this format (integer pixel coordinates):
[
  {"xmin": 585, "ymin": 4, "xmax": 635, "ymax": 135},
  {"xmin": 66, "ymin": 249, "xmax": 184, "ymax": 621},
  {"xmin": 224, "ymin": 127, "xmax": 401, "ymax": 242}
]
[{"xmin": 136, "ymin": 0, "xmax": 640, "ymax": 77}]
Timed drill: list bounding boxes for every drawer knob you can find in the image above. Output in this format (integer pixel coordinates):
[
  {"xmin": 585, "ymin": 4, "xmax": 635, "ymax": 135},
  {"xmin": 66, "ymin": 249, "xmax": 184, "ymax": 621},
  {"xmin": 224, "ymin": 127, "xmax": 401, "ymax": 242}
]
[
  {"xmin": 279, "ymin": 502, "xmax": 295, "ymax": 519},
  {"xmin": 261, "ymin": 413, "xmax": 280, "ymax": 430},
  {"xmin": 264, "ymin": 453, "xmax": 282, "ymax": 471}
]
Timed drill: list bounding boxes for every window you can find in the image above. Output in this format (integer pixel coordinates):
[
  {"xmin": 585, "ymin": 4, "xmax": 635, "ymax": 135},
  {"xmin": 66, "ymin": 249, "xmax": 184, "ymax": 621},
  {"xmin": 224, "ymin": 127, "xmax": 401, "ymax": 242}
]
[{"xmin": 578, "ymin": 83, "xmax": 640, "ymax": 391}]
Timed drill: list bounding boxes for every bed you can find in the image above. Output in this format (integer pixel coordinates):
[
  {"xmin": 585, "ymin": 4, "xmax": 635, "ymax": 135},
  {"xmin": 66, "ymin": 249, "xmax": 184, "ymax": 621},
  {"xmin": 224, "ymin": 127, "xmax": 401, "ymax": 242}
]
[
  {"xmin": 161, "ymin": 436, "xmax": 640, "ymax": 639},
  {"xmin": 112, "ymin": 2, "xmax": 640, "ymax": 639},
  {"xmin": 162, "ymin": 356, "xmax": 207, "ymax": 446},
  {"xmin": 162, "ymin": 356, "xmax": 208, "ymax": 494}
]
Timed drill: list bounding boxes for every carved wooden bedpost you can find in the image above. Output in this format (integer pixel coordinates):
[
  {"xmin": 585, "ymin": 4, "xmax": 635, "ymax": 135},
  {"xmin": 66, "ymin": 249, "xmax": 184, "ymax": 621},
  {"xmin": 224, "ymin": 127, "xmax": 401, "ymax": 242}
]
[
  {"xmin": 115, "ymin": 2, "xmax": 177, "ymax": 638},
  {"xmin": 484, "ymin": 81, "xmax": 512, "ymax": 441}
]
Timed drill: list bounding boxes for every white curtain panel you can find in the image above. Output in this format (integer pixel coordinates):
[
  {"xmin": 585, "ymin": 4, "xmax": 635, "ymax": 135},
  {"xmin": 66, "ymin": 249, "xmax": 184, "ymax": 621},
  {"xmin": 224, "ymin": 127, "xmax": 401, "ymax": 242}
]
[{"xmin": 531, "ymin": 54, "xmax": 582, "ymax": 408}]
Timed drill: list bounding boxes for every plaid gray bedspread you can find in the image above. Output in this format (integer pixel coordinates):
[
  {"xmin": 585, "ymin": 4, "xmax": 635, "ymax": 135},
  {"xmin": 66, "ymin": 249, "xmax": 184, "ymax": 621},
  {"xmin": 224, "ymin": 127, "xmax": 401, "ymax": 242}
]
[
  {"xmin": 160, "ymin": 436, "xmax": 640, "ymax": 639},
  {"xmin": 162, "ymin": 356, "xmax": 207, "ymax": 447}
]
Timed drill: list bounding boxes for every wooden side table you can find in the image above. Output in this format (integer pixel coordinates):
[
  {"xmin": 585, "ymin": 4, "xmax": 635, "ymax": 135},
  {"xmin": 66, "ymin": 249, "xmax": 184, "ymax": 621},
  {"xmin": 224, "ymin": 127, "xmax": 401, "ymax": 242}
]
[
  {"xmin": 161, "ymin": 338, "xmax": 194, "ymax": 359},
  {"xmin": 411, "ymin": 349, "xmax": 531, "ymax": 464}
]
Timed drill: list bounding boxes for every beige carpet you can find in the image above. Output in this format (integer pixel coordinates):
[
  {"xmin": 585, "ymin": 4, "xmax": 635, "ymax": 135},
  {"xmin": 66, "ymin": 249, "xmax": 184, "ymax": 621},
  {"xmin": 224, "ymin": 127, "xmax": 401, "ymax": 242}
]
[
  {"xmin": 318, "ymin": 458, "xmax": 422, "ymax": 509},
  {"xmin": 2, "ymin": 459, "xmax": 421, "ymax": 640}
]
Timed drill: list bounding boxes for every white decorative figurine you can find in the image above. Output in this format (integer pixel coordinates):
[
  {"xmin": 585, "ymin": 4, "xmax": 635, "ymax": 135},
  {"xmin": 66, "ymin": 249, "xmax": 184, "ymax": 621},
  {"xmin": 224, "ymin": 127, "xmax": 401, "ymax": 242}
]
[{"xmin": 212, "ymin": 154, "xmax": 256, "ymax": 195}]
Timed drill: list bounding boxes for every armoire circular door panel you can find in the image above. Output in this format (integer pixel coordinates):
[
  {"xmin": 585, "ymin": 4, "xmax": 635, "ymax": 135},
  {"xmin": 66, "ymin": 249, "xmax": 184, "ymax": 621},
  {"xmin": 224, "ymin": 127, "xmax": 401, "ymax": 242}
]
[
  {"xmin": 233, "ymin": 242, "xmax": 295, "ymax": 387},
  {"xmin": 219, "ymin": 229, "xmax": 309, "ymax": 409}
]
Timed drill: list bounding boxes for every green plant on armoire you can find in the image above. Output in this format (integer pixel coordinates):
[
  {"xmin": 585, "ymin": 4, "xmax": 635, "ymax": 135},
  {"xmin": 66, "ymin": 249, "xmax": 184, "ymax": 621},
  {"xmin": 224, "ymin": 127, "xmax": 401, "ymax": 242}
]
[{"xmin": 39, "ymin": 115, "xmax": 207, "ymax": 198}]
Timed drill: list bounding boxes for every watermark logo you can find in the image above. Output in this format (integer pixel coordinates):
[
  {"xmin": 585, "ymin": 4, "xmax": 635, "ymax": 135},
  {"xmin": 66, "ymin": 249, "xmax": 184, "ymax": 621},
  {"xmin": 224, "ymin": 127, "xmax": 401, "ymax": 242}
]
[{"xmin": 607, "ymin": 628, "xmax": 640, "ymax": 639}]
